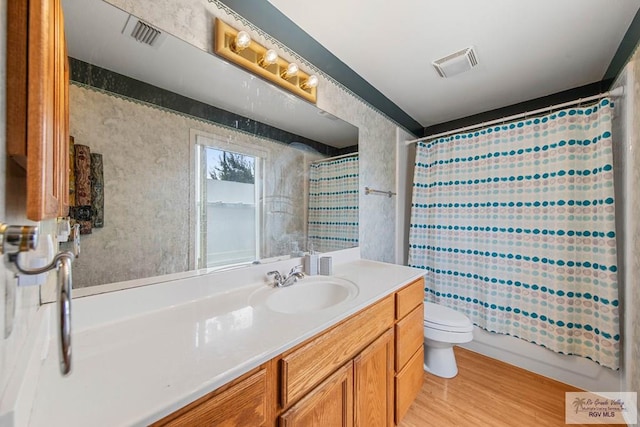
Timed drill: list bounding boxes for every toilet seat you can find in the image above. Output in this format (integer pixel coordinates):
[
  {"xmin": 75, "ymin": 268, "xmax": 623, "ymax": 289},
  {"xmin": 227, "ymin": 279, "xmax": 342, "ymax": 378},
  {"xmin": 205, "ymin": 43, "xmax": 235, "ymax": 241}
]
[{"xmin": 424, "ymin": 302, "xmax": 473, "ymax": 332}]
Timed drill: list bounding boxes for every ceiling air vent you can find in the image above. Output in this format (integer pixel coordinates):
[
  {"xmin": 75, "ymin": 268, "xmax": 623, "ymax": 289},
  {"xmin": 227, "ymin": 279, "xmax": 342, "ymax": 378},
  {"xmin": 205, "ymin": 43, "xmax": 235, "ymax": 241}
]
[
  {"xmin": 122, "ymin": 15, "xmax": 167, "ymax": 48},
  {"xmin": 432, "ymin": 47, "xmax": 478, "ymax": 78}
]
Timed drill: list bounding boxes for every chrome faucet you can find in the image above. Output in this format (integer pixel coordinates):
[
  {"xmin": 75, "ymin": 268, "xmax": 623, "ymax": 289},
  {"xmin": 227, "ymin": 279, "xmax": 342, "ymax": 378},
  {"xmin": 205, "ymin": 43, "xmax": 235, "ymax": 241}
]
[{"xmin": 267, "ymin": 265, "xmax": 304, "ymax": 287}]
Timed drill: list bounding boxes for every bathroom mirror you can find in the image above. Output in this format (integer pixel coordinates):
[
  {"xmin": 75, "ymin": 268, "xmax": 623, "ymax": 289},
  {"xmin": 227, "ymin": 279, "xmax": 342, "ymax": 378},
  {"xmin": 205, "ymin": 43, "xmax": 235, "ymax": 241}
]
[{"xmin": 61, "ymin": 0, "xmax": 359, "ymax": 291}]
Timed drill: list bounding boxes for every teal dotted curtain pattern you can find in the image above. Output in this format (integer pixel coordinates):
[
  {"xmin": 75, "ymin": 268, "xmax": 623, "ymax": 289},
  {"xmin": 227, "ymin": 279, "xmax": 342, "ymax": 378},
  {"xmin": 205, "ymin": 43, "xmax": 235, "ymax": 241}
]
[
  {"xmin": 308, "ymin": 155, "xmax": 359, "ymax": 252},
  {"xmin": 409, "ymin": 99, "xmax": 619, "ymax": 369}
]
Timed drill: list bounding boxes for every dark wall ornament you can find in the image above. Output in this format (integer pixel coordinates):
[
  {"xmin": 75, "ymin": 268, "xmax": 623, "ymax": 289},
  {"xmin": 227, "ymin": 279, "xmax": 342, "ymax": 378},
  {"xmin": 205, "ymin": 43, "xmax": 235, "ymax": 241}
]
[{"xmin": 90, "ymin": 153, "xmax": 104, "ymax": 228}]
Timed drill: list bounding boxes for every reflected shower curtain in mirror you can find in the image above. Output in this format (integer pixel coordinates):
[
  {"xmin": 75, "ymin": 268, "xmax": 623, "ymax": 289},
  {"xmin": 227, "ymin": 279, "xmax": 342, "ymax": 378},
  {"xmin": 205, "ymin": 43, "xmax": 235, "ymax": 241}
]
[
  {"xmin": 408, "ymin": 99, "xmax": 619, "ymax": 369},
  {"xmin": 308, "ymin": 155, "xmax": 359, "ymax": 252}
]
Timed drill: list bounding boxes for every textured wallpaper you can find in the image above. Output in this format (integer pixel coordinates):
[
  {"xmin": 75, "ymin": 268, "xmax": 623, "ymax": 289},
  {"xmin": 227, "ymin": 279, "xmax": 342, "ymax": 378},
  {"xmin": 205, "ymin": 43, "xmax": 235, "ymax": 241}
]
[
  {"xmin": 70, "ymin": 85, "xmax": 322, "ymax": 288},
  {"xmin": 69, "ymin": 86, "xmax": 190, "ymax": 287}
]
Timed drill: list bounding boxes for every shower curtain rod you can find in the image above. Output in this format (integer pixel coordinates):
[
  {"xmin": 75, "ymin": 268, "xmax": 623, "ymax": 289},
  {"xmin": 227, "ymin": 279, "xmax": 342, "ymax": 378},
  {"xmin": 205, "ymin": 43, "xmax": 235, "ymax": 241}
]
[
  {"xmin": 405, "ymin": 86, "xmax": 625, "ymax": 145},
  {"xmin": 311, "ymin": 151, "xmax": 358, "ymax": 164}
]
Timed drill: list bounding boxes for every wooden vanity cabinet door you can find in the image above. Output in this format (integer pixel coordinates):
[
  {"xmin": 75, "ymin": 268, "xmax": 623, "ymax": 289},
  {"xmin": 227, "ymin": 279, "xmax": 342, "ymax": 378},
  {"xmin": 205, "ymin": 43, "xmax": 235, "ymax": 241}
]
[
  {"xmin": 153, "ymin": 366, "xmax": 271, "ymax": 427},
  {"xmin": 354, "ymin": 328, "xmax": 394, "ymax": 427},
  {"xmin": 7, "ymin": 0, "xmax": 70, "ymax": 220},
  {"xmin": 279, "ymin": 362, "xmax": 353, "ymax": 427},
  {"xmin": 394, "ymin": 346, "xmax": 424, "ymax": 424}
]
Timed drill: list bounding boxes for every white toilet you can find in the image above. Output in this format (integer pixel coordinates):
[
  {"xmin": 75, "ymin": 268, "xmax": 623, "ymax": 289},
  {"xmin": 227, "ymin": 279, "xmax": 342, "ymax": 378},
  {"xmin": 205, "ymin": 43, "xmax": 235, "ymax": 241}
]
[{"xmin": 423, "ymin": 302, "xmax": 474, "ymax": 378}]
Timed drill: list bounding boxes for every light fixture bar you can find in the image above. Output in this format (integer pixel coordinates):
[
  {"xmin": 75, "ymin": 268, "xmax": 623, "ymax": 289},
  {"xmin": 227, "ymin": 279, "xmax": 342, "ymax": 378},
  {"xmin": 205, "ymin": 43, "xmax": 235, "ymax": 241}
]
[{"xmin": 214, "ymin": 18, "xmax": 317, "ymax": 104}]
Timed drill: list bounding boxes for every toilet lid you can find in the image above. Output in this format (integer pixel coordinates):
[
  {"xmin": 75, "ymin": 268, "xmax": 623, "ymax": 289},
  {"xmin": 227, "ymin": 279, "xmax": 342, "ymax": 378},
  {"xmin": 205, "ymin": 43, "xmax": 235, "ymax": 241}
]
[{"xmin": 424, "ymin": 302, "xmax": 473, "ymax": 329}]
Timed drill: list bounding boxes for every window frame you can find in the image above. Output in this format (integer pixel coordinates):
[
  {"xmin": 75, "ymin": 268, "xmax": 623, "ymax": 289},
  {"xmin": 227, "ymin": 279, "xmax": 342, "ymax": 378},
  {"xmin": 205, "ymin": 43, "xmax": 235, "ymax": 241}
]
[{"xmin": 190, "ymin": 129, "xmax": 267, "ymax": 269}]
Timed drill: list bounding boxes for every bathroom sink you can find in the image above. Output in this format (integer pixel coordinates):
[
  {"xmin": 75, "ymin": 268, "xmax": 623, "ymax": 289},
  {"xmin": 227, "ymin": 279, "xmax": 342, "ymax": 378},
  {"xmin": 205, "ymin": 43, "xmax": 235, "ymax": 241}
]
[{"xmin": 249, "ymin": 276, "xmax": 359, "ymax": 314}]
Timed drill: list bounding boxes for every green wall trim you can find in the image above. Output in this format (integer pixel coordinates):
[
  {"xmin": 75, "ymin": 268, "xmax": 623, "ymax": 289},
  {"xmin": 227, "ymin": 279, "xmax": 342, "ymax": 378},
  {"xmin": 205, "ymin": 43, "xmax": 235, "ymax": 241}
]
[{"xmin": 424, "ymin": 80, "xmax": 612, "ymax": 137}]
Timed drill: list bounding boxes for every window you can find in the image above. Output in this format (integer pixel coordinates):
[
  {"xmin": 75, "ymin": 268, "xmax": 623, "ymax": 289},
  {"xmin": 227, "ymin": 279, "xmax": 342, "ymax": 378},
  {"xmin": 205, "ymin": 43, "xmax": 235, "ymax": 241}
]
[{"xmin": 194, "ymin": 133, "xmax": 264, "ymax": 268}]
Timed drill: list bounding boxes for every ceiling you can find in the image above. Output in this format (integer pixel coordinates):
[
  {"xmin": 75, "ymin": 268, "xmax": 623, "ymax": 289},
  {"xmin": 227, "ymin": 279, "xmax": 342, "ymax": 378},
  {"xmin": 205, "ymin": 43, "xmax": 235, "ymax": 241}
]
[{"xmin": 261, "ymin": 0, "xmax": 640, "ymax": 132}]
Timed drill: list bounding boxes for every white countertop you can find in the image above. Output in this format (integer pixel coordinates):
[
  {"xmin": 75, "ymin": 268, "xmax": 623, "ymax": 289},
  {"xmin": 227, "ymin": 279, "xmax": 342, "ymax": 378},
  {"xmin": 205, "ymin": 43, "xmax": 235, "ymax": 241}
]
[{"xmin": 26, "ymin": 252, "xmax": 424, "ymax": 426}]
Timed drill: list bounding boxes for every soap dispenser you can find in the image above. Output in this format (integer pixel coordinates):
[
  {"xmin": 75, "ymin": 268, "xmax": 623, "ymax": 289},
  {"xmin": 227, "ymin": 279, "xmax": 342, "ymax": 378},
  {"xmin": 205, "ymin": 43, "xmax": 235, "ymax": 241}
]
[{"xmin": 303, "ymin": 246, "xmax": 319, "ymax": 275}]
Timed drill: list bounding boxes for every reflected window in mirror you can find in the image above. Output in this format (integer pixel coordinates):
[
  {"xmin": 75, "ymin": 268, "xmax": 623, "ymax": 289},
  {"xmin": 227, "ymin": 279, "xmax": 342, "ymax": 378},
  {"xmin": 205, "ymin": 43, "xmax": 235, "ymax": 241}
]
[{"xmin": 195, "ymin": 133, "xmax": 265, "ymax": 268}]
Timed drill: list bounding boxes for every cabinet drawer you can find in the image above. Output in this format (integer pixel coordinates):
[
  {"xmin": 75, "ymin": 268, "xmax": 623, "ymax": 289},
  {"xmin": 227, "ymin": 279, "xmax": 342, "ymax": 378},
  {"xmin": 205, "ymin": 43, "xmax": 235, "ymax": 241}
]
[
  {"xmin": 395, "ymin": 304, "xmax": 424, "ymax": 371},
  {"xmin": 280, "ymin": 295, "xmax": 394, "ymax": 407},
  {"xmin": 155, "ymin": 368, "xmax": 269, "ymax": 426},
  {"xmin": 394, "ymin": 346, "xmax": 424, "ymax": 425},
  {"xmin": 395, "ymin": 278, "xmax": 424, "ymax": 320}
]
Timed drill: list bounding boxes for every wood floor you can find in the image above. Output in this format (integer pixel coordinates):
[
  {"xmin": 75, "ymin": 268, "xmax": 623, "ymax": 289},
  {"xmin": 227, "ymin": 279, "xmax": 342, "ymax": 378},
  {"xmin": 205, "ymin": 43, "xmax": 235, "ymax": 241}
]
[{"xmin": 399, "ymin": 347, "xmax": 623, "ymax": 427}]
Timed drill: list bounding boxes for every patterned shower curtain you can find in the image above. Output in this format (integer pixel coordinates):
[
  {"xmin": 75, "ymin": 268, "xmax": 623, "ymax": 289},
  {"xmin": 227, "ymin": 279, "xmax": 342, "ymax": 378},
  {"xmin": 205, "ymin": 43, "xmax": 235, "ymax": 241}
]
[
  {"xmin": 308, "ymin": 155, "xmax": 359, "ymax": 252},
  {"xmin": 408, "ymin": 99, "xmax": 619, "ymax": 369}
]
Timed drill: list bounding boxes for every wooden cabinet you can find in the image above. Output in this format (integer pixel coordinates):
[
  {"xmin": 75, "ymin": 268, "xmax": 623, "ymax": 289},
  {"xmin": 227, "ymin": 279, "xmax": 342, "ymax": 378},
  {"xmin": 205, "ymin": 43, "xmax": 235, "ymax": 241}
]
[
  {"xmin": 395, "ymin": 347, "xmax": 424, "ymax": 423},
  {"xmin": 7, "ymin": 0, "xmax": 70, "ymax": 220},
  {"xmin": 280, "ymin": 295, "xmax": 394, "ymax": 407},
  {"xmin": 280, "ymin": 362, "xmax": 354, "ymax": 427},
  {"xmin": 281, "ymin": 328, "xmax": 394, "ymax": 427},
  {"xmin": 395, "ymin": 305, "xmax": 424, "ymax": 371},
  {"xmin": 354, "ymin": 329, "xmax": 394, "ymax": 427},
  {"xmin": 152, "ymin": 364, "xmax": 274, "ymax": 427},
  {"xmin": 155, "ymin": 280, "xmax": 424, "ymax": 426},
  {"xmin": 279, "ymin": 295, "xmax": 394, "ymax": 426},
  {"xmin": 393, "ymin": 278, "xmax": 425, "ymax": 424},
  {"xmin": 395, "ymin": 278, "xmax": 424, "ymax": 319}
]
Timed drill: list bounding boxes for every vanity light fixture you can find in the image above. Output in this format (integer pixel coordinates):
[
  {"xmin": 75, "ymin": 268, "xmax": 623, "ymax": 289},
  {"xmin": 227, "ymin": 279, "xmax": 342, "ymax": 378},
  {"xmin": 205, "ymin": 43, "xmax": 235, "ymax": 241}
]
[{"xmin": 214, "ymin": 18, "xmax": 318, "ymax": 103}]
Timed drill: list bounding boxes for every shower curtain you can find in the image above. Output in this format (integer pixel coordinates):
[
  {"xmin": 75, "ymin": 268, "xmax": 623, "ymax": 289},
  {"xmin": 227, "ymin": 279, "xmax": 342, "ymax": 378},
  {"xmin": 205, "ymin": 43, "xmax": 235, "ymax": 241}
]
[
  {"xmin": 408, "ymin": 99, "xmax": 620, "ymax": 369},
  {"xmin": 308, "ymin": 155, "xmax": 359, "ymax": 253}
]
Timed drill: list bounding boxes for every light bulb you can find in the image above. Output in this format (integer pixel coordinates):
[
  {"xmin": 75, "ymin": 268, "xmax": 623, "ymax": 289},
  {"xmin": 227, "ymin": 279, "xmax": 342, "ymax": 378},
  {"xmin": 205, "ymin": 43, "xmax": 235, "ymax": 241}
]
[
  {"xmin": 233, "ymin": 30, "xmax": 251, "ymax": 51},
  {"xmin": 282, "ymin": 63, "xmax": 299, "ymax": 79},
  {"xmin": 259, "ymin": 49, "xmax": 278, "ymax": 67},
  {"xmin": 302, "ymin": 75, "xmax": 319, "ymax": 89},
  {"xmin": 287, "ymin": 63, "xmax": 299, "ymax": 76}
]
